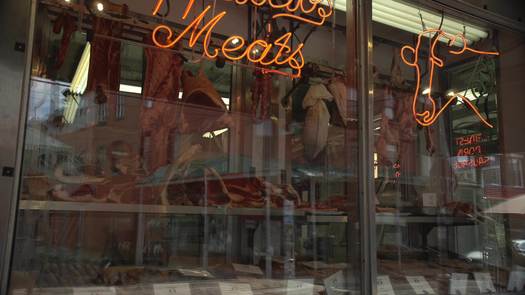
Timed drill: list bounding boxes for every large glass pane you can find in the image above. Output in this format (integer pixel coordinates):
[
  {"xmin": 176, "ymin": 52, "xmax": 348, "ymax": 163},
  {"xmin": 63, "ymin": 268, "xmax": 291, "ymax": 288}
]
[
  {"xmin": 8, "ymin": 1, "xmax": 361, "ymax": 294},
  {"xmin": 371, "ymin": 0, "xmax": 525, "ymax": 293}
]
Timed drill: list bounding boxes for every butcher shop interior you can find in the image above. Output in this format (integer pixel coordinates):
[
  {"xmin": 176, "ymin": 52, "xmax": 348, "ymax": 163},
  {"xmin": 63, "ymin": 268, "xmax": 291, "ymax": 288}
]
[{"xmin": 3, "ymin": 0, "xmax": 525, "ymax": 294}]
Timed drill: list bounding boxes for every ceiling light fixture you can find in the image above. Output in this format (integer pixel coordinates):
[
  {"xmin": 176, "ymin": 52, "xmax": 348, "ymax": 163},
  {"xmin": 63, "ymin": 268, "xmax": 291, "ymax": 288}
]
[
  {"xmin": 119, "ymin": 84, "xmax": 143, "ymax": 94},
  {"xmin": 203, "ymin": 128, "xmax": 229, "ymax": 139},
  {"xmin": 63, "ymin": 42, "xmax": 91, "ymax": 124},
  {"xmin": 96, "ymin": 2, "xmax": 104, "ymax": 12},
  {"xmin": 327, "ymin": 0, "xmax": 488, "ymax": 44}
]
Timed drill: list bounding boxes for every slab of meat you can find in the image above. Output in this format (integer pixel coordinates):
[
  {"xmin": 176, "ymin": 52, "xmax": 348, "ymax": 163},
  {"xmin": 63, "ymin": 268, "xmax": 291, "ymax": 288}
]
[
  {"xmin": 180, "ymin": 169, "xmax": 239, "ymax": 207},
  {"xmin": 164, "ymin": 171, "xmax": 270, "ymax": 208},
  {"xmin": 179, "ymin": 70, "xmax": 232, "ymax": 134},
  {"xmin": 218, "ymin": 172, "xmax": 267, "ymax": 208},
  {"xmin": 268, "ymin": 184, "xmax": 302, "ymax": 208},
  {"xmin": 53, "ymin": 12, "xmax": 77, "ymax": 73},
  {"xmin": 140, "ymin": 34, "xmax": 184, "ymax": 172},
  {"xmin": 394, "ymin": 92, "xmax": 417, "ymax": 174},
  {"xmin": 142, "ymin": 36, "xmax": 183, "ymax": 102},
  {"xmin": 251, "ymin": 69, "xmax": 273, "ymax": 120},
  {"xmin": 375, "ymin": 112, "xmax": 400, "ymax": 165}
]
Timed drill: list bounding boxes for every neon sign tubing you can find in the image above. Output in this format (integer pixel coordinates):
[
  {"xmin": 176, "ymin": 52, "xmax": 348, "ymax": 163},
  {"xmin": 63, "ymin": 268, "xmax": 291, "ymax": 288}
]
[
  {"xmin": 94, "ymin": 33, "xmax": 298, "ymax": 79},
  {"xmin": 401, "ymin": 29, "xmax": 499, "ymax": 128},
  {"xmin": 151, "ymin": 2, "xmax": 306, "ymax": 78},
  {"xmin": 154, "ymin": 0, "xmax": 335, "ymax": 26}
]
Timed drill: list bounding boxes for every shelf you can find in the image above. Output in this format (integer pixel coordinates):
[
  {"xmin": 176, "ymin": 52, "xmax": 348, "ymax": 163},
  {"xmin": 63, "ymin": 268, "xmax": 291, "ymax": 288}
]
[
  {"xmin": 306, "ymin": 214, "xmax": 477, "ymax": 225},
  {"xmin": 376, "ymin": 214, "xmax": 476, "ymax": 226},
  {"xmin": 18, "ymin": 201, "xmax": 477, "ymax": 227},
  {"xmin": 18, "ymin": 200, "xmax": 305, "ymax": 217},
  {"xmin": 307, "ymin": 215, "xmax": 348, "ymax": 223}
]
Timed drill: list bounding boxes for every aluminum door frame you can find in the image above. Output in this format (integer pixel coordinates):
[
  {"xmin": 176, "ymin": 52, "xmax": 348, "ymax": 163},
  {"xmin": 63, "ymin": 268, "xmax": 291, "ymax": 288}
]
[{"xmin": 0, "ymin": 0, "xmax": 36, "ymax": 294}]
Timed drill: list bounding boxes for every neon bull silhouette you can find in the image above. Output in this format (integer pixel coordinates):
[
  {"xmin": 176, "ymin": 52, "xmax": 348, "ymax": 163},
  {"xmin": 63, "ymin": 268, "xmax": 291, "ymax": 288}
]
[{"xmin": 401, "ymin": 29, "xmax": 499, "ymax": 128}]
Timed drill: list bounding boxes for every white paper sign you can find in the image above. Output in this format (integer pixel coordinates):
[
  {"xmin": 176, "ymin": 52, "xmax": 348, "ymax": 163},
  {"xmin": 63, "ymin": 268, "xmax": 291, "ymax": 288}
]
[
  {"xmin": 507, "ymin": 270, "xmax": 525, "ymax": 292},
  {"xmin": 377, "ymin": 275, "xmax": 395, "ymax": 295},
  {"xmin": 73, "ymin": 287, "xmax": 116, "ymax": 295},
  {"xmin": 233, "ymin": 263, "xmax": 264, "ymax": 275},
  {"xmin": 324, "ymin": 271, "xmax": 347, "ymax": 295},
  {"xmin": 287, "ymin": 279, "xmax": 315, "ymax": 295},
  {"xmin": 219, "ymin": 283, "xmax": 253, "ymax": 295},
  {"xmin": 449, "ymin": 273, "xmax": 468, "ymax": 295},
  {"xmin": 406, "ymin": 276, "xmax": 435, "ymax": 294},
  {"xmin": 474, "ymin": 273, "xmax": 496, "ymax": 293},
  {"xmin": 154, "ymin": 283, "xmax": 191, "ymax": 295}
]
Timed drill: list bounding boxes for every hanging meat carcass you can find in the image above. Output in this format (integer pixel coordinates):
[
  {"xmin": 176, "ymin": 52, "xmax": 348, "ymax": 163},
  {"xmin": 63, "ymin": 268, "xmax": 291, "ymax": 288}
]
[
  {"xmin": 251, "ymin": 69, "xmax": 273, "ymax": 120},
  {"xmin": 303, "ymin": 84, "xmax": 334, "ymax": 160},
  {"xmin": 53, "ymin": 12, "xmax": 77, "ymax": 73},
  {"xmin": 327, "ymin": 77, "xmax": 348, "ymax": 127},
  {"xmin": 179, "ymin": 70, "xmax": 232, "ymax": 134},
  {"xmin": 86, "ymin": 16, "xmax": 123, "ymax": 107},
  {"xmin": 375, "ymin": 86, "xmax": 400, "ymax": 166},
  {"xmin": 140, "ymin": 34, "xmax": 184, "ymax": 172}
]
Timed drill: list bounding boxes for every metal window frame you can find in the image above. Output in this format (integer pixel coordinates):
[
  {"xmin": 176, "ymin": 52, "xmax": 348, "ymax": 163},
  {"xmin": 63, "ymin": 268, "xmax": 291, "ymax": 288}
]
[
  {"xmin": 0, "ymin": 0, "xmax": 37, "ymax": 294},
  {"xmin": 1, "ymin": 0, "xmax": 524, "ymax": 294},
  {"xmin": 354, "ymin": 0, "xmax": 376, "ymax": 293},
  {"xmin": 358, "ymin": 1, "xmax": 525, "ymax": 294}
]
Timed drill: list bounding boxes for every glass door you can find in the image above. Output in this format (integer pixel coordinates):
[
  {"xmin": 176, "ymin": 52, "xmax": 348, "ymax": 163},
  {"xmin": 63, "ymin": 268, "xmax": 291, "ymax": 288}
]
[{"xmin": 371, "ymin": 0, "xmax": 525, "ymax": 293}]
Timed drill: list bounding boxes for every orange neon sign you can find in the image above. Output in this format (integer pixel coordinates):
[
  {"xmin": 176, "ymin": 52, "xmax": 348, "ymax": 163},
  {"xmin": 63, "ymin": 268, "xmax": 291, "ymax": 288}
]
[
  {"xmin": 401, "ymin": 29, "xmax": 499, "ymax": 128},
  {"xmin": 154, "ymin": 0, "xmax": 333, "ymax": 26},
  {"xmin": 151, "ymin": 0, "xmax": 333, "ymax": 77},
  {"xmin": 455, "ymin": 156, "xmax": 490, "ymax": 169}
]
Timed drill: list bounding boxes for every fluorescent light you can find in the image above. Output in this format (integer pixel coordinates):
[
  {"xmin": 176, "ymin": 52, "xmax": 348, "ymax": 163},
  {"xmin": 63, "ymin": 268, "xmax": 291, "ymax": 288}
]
[
  {"xmin": 119, "ymin": 84, "xmax": 142, "ymax": 94},
  {"xmin": 326, "ymin": 0, "xmax": 488, "ymax": 44},
  {"xmin": 221, "ymin": 97, "xmax": 230, "ymax": 110},
  {"xmin": 179, "ymin": 92, "xmax": 230, "ymax": 108},
  {"xmin": 64, "ymin": 42, "xmax": 91, "ymax": 124},
  {"xmin": 455, "ymin": 89, "xmax": 478, "ymax": 105},
  {"xmin": 203, "ymin": 128, "xmax": 229, "ymax": 138},
  {"xmin": 96, "ymin": 2, "xmax": 104, "ymax": 11},
  {"xmin": 70, "ymin": 42, "xmax": 90, "ymax": 95},
  {"xmin": 422, "ymin": 88, "xmax": 431, "ymax": 95}
]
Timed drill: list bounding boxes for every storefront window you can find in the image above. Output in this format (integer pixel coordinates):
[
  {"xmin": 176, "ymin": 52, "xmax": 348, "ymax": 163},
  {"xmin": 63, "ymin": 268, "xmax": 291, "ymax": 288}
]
[
  {"xmin": 372, "ymin": 0, "xmax": 525, "ymax": 293},
  {"xmin": 8, "ymin": 0, "xmax": 361, "ymax": 294},
  {"xmin": 7, "ymin": 0, "xmax": 525, "ymax": 294}
]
